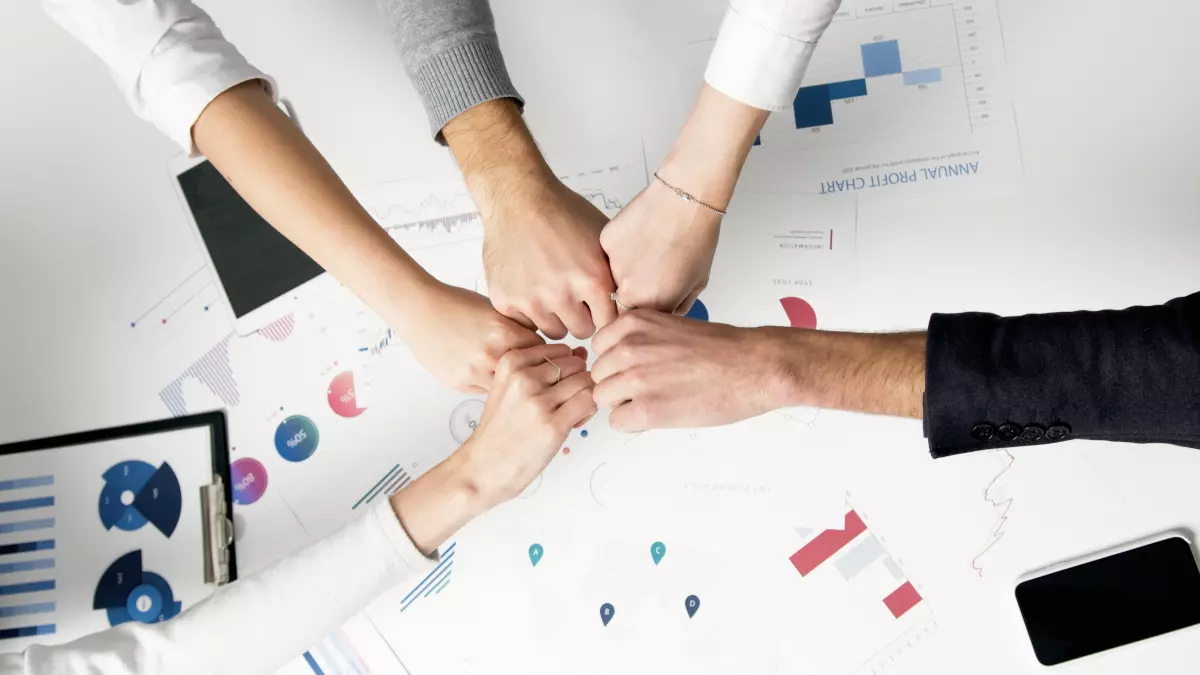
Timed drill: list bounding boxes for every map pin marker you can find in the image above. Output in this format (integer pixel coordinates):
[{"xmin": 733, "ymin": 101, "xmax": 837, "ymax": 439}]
[
  {"xmin": 685, "ymin": 595, "xmax": 700, "ymax": 619},
  {"xmin": 651, "ymin": 541, "xmax": 666, "ymax": 565},
  {"xmin": 528, "ymin": 543, "xmax": 544, "ymax": 567},
  {"xmin": 600, "ymin": 603, "xmax": 615, "ymax": 626}
]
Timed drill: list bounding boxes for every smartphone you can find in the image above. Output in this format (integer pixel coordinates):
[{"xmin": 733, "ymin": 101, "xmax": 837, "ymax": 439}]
[
  {"xmin": 167, "ymin": 97, "xmax": 326, "ymax": 335},
  {"xmin": 1014, "ymin": 532, "xmax": 1200, "ymax": 666}
]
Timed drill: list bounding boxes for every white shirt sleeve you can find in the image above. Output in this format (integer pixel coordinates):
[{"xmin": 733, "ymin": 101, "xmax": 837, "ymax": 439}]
[
  {"xmin": 704, "ymin": 0, "xmax": 844, "ymax": 111},
  {"xmin": 39, "ymin": 0, "xmax": 278, "ymax": 154},
  {"xmin": 0, "ymin": 500, "xmax": 437, "ymax": 675}
]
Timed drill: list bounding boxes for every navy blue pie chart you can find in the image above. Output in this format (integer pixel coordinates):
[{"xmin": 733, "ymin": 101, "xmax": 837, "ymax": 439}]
[
  {"xmin": 99, "ymin": 461, "xmax": 182, "ymax": 538},
  {"xmin": 93, "ymin": 550, "xmax": 182, "ymax": 626}
]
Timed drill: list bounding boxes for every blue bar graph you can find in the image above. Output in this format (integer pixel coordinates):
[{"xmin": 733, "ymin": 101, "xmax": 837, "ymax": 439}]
[
  {"xmin": 0, "ymin": 602, "xmax": 55, "ymax": 618},
  {"xmin": 0, "ymin": 624, "xmax": 55, "ymax": 641},
  {"xmin": 0, "ymin": 476, "xmax": 53, "ymax": 491},
  {"xmin": 0, "ymin": 540, "xmax": 55, "ymax": 556},
  {"xmin": 828, "ymin": 79, "xmax": 868, "ymax": 100},
  {"xmin": 0, "ymin": 497, "xmax": 54, "ymax": 513},
  {"xmin": 0, "ymin": 558, "xmax": 54, "ymax": 574},
  {"xmin": 0, "ymin": 519, "xmax": 54, "ymax": 534},
  {"xmin": 861, "ymin": 39, "xmax": 903, "ymax": 77},
  {"xmin": 0, "ymin": 580, "xmax": 55, "ymax": 596},
  {"xmin": 794, "ymin": 85, "xmax": 834, "ymax": 129},
  {"xmin": 903, "ymin": 67, "xmax": 942, "ymax": 85}
]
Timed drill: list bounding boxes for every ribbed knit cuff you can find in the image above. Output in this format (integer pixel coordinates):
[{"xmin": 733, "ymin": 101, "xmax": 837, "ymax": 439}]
[{"xmin": 410, "ymin": 38, "xmax": 525, "ymax": 145}]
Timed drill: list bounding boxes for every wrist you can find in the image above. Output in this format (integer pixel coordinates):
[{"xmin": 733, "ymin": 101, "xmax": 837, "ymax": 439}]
[
  {"xmin": 660, "ymin": 84, "xmax": 769, "ymax": 209},
  {"xmin": 389, "ymin": 447, "xmax": 491, "ymax": 556}
]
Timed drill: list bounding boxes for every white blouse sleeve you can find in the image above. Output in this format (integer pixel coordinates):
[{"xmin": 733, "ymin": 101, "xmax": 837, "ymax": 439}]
[
  {"xmin": 704, "ymin": 0, "xmax": 844, "ymax": 111},
  {"xmin": 0, "ymin": 501, "xmax": 437, "ymax": 675},
  {"xmin": 39, "ymin": 0, "xmax": 278, "ymax": 154}
]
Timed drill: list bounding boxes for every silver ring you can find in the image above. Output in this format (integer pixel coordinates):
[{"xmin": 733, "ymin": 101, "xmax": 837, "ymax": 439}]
[
  {"xmin": 610, "ymin": 292, "xmax": 636, "ymax": 312},
  {"xmin": 543, "ymin": 357, "xmax": 561, "ymax": 385}
]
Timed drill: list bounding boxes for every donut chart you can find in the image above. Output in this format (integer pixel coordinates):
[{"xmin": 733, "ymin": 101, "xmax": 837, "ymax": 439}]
[
  {"xmin": 98, "ymin": 461, "xmax": 182, "ymax": 538},
  {"xmin": 275, "ymin": 416, "xmax": 319, "ymax": 463},
  {"xmin": 93, "ymin": 551, "xmax": 182, "ymax": 627},
  {"xmin": 230, "ymin": 457, "xmax": 269, "ymax": 504},
  {"xmin": 328, "ymin": 371, "xmax": 367, "ymax": 418},
  {"xmin": 780, "ymin": 297, "xmax": 818, "ymax": 329}
]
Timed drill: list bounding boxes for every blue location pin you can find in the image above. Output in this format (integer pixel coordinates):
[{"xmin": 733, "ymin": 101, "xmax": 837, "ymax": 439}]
[
  {"xmin": 685, "ymin": 595, "xmax": 700, "ymax": 618},
  {"xmin": 529, "ymin": 543, "xmax": 544, "ymax": 567},
  {"xmin": 651, "ymin": 541, "xmax": 666, "ymax": 566},
  {"xmin": 600, "ymin": 603, "xmax": 615, "ymax": 626}
]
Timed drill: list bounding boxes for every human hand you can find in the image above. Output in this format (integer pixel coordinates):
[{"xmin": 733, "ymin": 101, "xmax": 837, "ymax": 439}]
[
  {"xmin": 460, "ymin": 343, "xmax": 597, "ymax": 503},
  {"xmin": 591, "ymin": 310, "xmax": 787, "ymax": 431},
  {"xmin": 482, "ymin": 176, "xmax": 617, "ymax": 339},
  {"xmin": 600, "ymin": 176, "xmax": 721, "ymax": 315},
  {"xmin": 399, "ymin": 282, "xmax": 545, "ymax": 394}
]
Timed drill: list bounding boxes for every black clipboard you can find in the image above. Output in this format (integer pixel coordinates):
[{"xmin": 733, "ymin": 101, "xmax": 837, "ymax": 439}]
[{"xmin": 0, "ymin": 411, "xmax": 238, "ymax": 590}]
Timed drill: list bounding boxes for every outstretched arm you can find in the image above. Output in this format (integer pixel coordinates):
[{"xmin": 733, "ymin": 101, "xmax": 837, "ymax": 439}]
[
  {"xmin": 2, "ymin": 344, "xmax": 596, "ymax": 675},
  {"xmin": 591, "ymin": 292, "xmax": 1200, "ymax": 455},
  {"xmin": 602, "ymin": 0, "xmax": 843, "ymax": 315},
  {"xmin": 378, "ymin": 0, "xmax": 619, "ymax": 339},
  {"xmin": 41, "ymin": 0, "xmax": 542, "ymax": 393}
]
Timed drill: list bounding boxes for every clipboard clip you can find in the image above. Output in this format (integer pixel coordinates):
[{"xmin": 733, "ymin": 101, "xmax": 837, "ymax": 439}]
[{"xmin": 200, "ymin": 475, "xmax": 233, "ymax": 586}]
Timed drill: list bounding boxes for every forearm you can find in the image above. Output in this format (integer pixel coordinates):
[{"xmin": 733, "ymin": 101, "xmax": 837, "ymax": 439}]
[
  {"xmin": 657, "ymin": 84, "xmax": 769, "ymax": 210},
  {"xmin": 390, "ymin": 443, "xmax": 494, "ymax": 555},
  {"xmin": 191, "ymin": 82, "xmax": 437, "ymax": 334},
  {"xmin": 762, "ymin": 327, "xmax": 926, "ymax": 418},
  {"xmin": 443, "ymin": 98, "xmax": 552, "ymax": 222}
]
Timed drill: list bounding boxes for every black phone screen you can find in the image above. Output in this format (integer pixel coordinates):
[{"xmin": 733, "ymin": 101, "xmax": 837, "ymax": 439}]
[
  {"xmin": 176, "ymin": 160, "xmax": 324, "ymax": 319},
  {"xmin": 1015, "ymin": 536, "xmax": 1200, "ymax": 666}
]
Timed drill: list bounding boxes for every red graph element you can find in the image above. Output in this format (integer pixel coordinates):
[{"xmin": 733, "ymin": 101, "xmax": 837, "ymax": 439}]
[
  {"xmin": 780, "ymin": 297, "xmax": 818, "ymax": 329},
  {"xmin": 789, "ymin": 510, "xmax": 867, "ymax": 576},
  {"xmin": 327, "ymin": 371, "xmax": 367, "ymax": 418},
  {"xmin": 883, "ymin": 581, "xmax": 923, "ymax": 618},
  {"xmin": 257, "ymin": 314, "xmax": 295, "ymax": 342}
]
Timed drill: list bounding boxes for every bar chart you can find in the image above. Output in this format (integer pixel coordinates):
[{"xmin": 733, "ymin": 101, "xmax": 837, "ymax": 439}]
[
  {"xmin": 782, "ymin": 507, "xmax": 935, "ymax": 674},
  {"xmin": 751, "ymin": 0, "xmax": 1004, "ymax": 152},
  {"xmin": 0, "ymin": 475, "xmax": 57, "ymax": 642}
]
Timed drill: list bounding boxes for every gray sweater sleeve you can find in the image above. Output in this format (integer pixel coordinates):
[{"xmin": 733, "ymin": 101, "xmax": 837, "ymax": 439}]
[{"xmin": 375, "ymin": 0, "xmax": 524, "ymax": 143}]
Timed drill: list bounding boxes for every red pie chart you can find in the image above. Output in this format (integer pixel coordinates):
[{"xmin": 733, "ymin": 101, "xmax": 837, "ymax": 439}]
[
  {"xmin": 780, "ymin": 297, "xmax": 818, "ymax": 329},
  {"xmin": 327, "ymin": 371, "xmax": 367, "ymax": 418}
]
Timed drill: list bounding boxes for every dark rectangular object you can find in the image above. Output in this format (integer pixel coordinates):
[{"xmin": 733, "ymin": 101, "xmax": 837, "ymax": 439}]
[{"xmin": 1015, "ymin": 536, "xmax": 1200, "ymax": 666}]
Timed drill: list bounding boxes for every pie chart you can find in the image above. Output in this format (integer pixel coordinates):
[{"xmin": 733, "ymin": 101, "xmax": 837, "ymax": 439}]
[
  {"xmin": 98, "ymin": 461, "xmax": 182, "ymax": 538},
  {"xmin": 780, "ymin": 297, "xmax": 818, "ymax": 329},
  {"xmin": 684, "ymin": 299, "xmax": 709, "ymax": 322},
  {"xmin": 93, "ymin": 550, "xmax": 182, "ymax": 626},
  {"xmin": 328, "ymin": 371, "xmax": 366, "ymax": 418}
]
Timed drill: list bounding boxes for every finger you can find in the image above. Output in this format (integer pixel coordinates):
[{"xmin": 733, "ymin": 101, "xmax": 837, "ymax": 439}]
[
  {"xmin": 571, "ymin": 346, "xmax": 589, "ymax": 361},
  {"xmin": 530, "ymin": 309, "xmax": 569, "ymax": 341},
  {"xmin": 545, "ymin": 371, "xmax": 595, "ymax": 408},
  {"xmin": 592, "ymin": 369, "xmax": 643, "ymax": 409},
  {"xmin": 487, "ymin": 321, "xmax": 544, "ymax": 357},
  {"xmin": 590, "ymin": 342, "xmax": 644, "ymax": 384},
  {"xmin": 591, "ymin": 311, "xmax": 649, "ymax": 356},
  {"xmin": 554, "ymin": 386, "xmax": 600, "ymax": 429},
  {"xmin": 529, "ymin": 355, "xmax": 587, "ymax": 386},
  {"xmin": 574, "ymin": 410, "xmax": 597, "ymax": 429},
  {"xmin": 559, "ymin": 301, "xmax": 598, "ymax": 340},
  {"xmin": 673, "ymin": 287, "xmax": 704, "ymax": 317},
  {"xmin": 584, "ymin": 286, "xmax": 619, "ymax": 330},
  {"xmin": 608, "ymin": 399, "xmax": 657, "ymax": 433},
  {"xmin": 494, "ymin": 343, "xmax": 574, "ymax": 380},
  {"xmin": 497, "ymin": 306, "xmax": 537, "ymax": 331}
]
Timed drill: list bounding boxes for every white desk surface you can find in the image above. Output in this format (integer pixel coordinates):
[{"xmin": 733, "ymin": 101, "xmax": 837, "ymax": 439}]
[{"xmin": 2, "ymin": 1, "xmax": 1200, "ymax": 673}]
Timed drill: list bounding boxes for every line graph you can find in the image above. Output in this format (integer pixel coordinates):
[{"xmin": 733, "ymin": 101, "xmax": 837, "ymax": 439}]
[
  {"xmin": 971, "ymin": 450, "xmax": 1015, "ymax": 578},
  {"xmin": 128, "ymin": 266, "xmax": 215, "ymax": 328}
]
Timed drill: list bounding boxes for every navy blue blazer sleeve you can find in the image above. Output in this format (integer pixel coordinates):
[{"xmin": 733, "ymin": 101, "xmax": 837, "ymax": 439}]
[{"xmin": 923, "ymin": 292, "xmax": 1200, "ymax": 458}]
